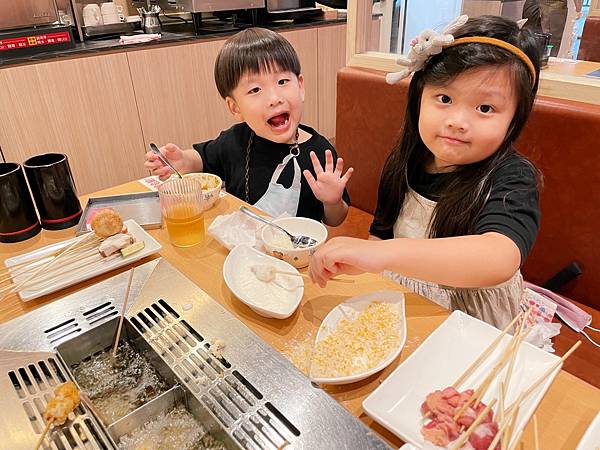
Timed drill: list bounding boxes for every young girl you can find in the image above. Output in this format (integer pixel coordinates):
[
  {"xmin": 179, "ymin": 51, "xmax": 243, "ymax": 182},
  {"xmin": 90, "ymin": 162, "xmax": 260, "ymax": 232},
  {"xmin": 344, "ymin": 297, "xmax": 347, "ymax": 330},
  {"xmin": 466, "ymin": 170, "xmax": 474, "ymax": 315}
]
[{"xmin": 309, "ymin": 15, "xmax": 542, "ymax": 329}]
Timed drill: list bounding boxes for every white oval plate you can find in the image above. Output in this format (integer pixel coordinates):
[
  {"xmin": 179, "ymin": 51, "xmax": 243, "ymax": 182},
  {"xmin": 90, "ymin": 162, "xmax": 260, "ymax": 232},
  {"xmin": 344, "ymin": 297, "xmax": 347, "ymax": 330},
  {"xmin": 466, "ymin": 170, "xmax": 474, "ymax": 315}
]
[
  {"xmin": 310, "ymin": 290, "xmax": 406, "ymax": 385},
  {"xmin": 223, "ymin": 244, "xmax": 304, "ymax": 319}
]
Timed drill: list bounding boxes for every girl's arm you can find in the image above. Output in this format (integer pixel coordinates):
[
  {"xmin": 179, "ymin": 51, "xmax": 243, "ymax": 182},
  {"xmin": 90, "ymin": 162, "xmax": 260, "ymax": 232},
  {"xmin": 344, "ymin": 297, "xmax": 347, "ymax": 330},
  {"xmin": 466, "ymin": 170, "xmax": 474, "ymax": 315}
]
[{"xmin": 309, "ymin": 232, "xmax": 521, "ymax": 288}]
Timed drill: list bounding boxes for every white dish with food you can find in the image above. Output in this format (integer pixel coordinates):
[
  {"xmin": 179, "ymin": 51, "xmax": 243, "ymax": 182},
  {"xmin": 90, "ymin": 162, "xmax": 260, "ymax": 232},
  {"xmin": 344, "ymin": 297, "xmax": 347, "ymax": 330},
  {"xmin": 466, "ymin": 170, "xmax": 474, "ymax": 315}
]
[
  {"xmin": 184, "ymin": 173, "xmax": 222, "ymax": 209},
  {"xmin": 223, "ymin": 244, "xmax": 304, "ymax": 319},
  {"xmin": 576, "ymin": 410, "xmax": 600, "ymax": 450},
  {"xmin": 362, "ymin": 310, "xmax": 562, "ymax": 449},
  {"xmin": 261, "ymin": 216, "xmax": 327, "ymax": 268},
  {"xmin": 309, "ymin": 291, "xmax": 406, "ymax": 385},
  {"xmin": 4, "ymin": 220, "xmax": 161, "ymax": 301}
]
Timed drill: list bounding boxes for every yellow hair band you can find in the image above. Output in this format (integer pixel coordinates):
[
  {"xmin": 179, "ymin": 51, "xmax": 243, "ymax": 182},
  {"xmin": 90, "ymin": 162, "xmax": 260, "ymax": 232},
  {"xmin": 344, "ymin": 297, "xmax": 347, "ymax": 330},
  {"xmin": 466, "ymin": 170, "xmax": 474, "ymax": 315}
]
[{"xmin": 447, "ymin": 36, "xmax": 537, "ymax": 86}]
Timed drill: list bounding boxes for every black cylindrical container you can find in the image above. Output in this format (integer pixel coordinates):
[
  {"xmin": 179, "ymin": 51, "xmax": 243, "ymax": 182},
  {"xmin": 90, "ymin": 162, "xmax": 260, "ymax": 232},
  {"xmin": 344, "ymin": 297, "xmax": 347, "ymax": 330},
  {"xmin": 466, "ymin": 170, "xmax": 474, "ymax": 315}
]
[
  {"xmin": 0, "ymin": 163, "xmax": 42, "ymax": 243},
  {"xmin": 24, "ymin": 153, "xmax": 82, "ymax": 230}
]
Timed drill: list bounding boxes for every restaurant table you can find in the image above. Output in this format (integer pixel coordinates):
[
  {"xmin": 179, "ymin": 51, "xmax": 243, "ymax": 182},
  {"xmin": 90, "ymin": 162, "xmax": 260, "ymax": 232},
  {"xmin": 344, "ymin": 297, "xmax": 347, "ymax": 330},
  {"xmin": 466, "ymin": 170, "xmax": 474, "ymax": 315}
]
[{"xmin": 1, "ymin": 180, "xmax": 599, "ymax": 449}]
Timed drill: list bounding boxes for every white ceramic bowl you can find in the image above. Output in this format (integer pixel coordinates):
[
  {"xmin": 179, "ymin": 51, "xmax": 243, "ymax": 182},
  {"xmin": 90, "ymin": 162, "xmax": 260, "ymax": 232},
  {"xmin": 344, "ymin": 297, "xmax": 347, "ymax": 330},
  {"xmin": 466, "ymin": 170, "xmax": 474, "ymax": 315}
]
[
  {"xmin": 223, "ymin": 244, "xmax": 304, "ymax": 319},
  {"xmin": 261, "ymin": 217, "xmax": 327, "ymax": 268},
  {"xmin": 184, "ymin": 173, "xmax": 222, "ymax": 209}
]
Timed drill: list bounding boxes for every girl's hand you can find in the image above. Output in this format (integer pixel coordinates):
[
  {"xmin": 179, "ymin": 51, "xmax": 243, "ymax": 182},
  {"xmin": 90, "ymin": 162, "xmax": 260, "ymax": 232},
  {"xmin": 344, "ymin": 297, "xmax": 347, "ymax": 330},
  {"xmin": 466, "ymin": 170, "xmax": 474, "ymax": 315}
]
[
  {"xmin": 309, "ymin": 236, "xmax": 385, "ymax": 287},
  {"xmin": 303, "ymin": 150, "xmax": 353, "ymax": 205},
  {"xmin": 144, "ymin": 143, "xmax": 185, "ymax": 181}
]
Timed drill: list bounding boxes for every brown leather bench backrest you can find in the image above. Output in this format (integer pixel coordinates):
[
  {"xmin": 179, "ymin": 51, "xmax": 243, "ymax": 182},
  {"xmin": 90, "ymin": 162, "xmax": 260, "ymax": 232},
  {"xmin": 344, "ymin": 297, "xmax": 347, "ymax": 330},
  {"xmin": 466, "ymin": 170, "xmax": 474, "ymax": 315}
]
[
  {"xmin": 579, "ymin": 16, "xmax": 600, "ymax": 62},
  {"xmin": 336, "ymin": 66, "xmax": 600, "ymax": 310}
]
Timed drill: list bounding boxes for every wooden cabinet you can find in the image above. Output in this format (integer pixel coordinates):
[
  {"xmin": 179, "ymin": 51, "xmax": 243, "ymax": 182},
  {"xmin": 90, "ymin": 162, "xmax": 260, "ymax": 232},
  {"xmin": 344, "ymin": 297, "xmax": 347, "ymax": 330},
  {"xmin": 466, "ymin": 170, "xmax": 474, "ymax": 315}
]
[
  {"xmin": 0, "ymin": 53, "xmax": 146, "ymax": 195},
  {"xmin": 0, "ymin": 24, "xmax": 346, "ymax": 193},
  {"xmin": 127, "ymin": 38, "xmax": 234, "ymax": 150},
  {"xmin": 317, "ymin": 24, "xmax": 346, "ymax": 140}
]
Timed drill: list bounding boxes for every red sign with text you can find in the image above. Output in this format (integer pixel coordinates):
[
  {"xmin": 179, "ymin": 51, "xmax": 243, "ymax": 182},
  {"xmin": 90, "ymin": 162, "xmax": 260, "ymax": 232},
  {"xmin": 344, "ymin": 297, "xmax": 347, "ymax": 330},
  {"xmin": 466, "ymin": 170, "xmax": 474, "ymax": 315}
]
[{"xmin": 0, "ymin": 32, "xmax": 71, "ymax": 51}]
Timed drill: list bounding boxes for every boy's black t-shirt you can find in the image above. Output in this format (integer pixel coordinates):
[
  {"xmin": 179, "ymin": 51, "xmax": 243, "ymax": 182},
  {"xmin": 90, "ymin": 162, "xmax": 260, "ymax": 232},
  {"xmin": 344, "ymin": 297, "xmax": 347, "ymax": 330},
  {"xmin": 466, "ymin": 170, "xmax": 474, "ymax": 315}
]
[
  {"xmin": 192, "ymin": 123, "xmax": 350, "ymax": 222},
  {"xmin": 369, "ymin": 153, "xmax": 540, "ymax": 264}
]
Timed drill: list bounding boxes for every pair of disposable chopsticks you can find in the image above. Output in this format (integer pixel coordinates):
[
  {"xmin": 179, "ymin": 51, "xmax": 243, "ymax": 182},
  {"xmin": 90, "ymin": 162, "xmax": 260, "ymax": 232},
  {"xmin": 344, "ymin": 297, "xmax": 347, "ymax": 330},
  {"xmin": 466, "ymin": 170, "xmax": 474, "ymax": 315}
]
[{"xmin": 0, "ymin": 232, "xmax": 100, "ymax": 301}]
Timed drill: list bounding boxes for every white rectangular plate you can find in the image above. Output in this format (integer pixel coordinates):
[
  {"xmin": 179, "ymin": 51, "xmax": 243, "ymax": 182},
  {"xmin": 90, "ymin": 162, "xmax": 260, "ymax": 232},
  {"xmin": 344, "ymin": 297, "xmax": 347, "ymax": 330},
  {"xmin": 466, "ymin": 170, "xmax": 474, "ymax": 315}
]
[
  {"xmin": 5, "ymin": 219, "xmax": 161, "ymax": 301},
  {"xmin": 577, "ymin": 410, "xmax": 600, "ymax": 450},
  {"xmin": 363, "ymin": 310, "xmax": 561, "ymax": 449}
]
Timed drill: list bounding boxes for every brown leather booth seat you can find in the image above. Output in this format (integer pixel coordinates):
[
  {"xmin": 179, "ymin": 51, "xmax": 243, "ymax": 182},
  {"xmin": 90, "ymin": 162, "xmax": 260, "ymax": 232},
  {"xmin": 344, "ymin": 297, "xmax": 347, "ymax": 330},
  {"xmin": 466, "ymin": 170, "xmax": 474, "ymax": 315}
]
[
  {"xmin": 336, "ymin": 66, "xmax": 600, "ymax": 311},
  {"xmin": 579, "ymin": 16, "xmax": 600, "ymax": 62}
]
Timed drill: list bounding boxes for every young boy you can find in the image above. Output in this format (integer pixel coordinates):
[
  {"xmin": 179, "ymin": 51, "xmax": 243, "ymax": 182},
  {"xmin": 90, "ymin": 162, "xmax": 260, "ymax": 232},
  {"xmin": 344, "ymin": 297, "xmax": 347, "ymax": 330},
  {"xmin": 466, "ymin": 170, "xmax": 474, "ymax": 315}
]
[{"xmin": 144, "ymin": 28, "xmax": 352, "ymax": 226}]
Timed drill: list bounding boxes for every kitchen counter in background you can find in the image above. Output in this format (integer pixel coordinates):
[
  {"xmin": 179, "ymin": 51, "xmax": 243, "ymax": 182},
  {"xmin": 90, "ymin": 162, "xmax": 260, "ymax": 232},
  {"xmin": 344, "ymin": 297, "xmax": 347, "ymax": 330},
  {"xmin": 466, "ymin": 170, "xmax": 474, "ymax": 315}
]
[
  {"xmin": 0, "ymin": 21, "xmax": 347, "ymax": 197},
  {"xmin": 0, "ymin": 17, "xmax": 345, "ymax": 68}
]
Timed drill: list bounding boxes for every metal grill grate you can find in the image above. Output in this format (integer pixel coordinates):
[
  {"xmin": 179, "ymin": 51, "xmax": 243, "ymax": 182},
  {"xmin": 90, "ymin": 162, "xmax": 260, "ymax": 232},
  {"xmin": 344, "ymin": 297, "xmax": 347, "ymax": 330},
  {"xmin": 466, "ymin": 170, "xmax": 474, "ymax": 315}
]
[
  {"xmin": 130, "ymin": 300, "xmax": 300, "ymax": 450},
  {"xmin": 82, "ymin": 302, "xmax": 117, "ymax": 326},
  {"xmin": 7, "ymin": 356, "xmax": 112, "ymax": 450},
  {"xmin": 44, "ymin": 320, "xmax": 82, "ymax": 345}
]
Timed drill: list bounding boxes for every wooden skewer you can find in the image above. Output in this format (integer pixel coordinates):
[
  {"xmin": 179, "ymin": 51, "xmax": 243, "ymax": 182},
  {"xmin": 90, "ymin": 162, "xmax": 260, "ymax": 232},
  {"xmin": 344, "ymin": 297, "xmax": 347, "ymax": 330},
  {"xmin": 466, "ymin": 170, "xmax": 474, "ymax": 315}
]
[
  {"xmin": 0, "ymin": 232, "xmax": 98, "ymax": 302},
  {"xmin": 453, "ymin": 311, "xmax": 524, "ymax": 389},
  {"xmin": 0, "ymin": 245, "xmax": 100, "ymax": 285},
  {"xmin": 503, "ymin": 309, "xmax": 532, "ymax": 395},
  {"xmin": 453, "ymin": 329, "xmax": 521, "ymax": 421},
  {"xmin": 486, "ymin": 392, "xmax": 525, "ymax": 450},
  {"xmin": 449, "ymin": 398, "xmax": 497, "ymax": 450},
  {"xmin": 533, "ymin": 414, "xmax": 540, "ymax": 450},
  {"xmin": 276, "ymin": 270, "xmax": 354, "ymax": 283},
  {"xmin": 1, "ymin": 249, "xmax": 104, "ymax": 292},
  {"xmin": 507, "ymin": 427, "xmax": 525, "ymax": 450},
  {"xmin": 499, "ymin": 382, "xmax": 506, "ymax": 450},
  {"xmin": 0, "ymin": 239, "xmax": 99, "ymax": 278},
  {"xmin": 3, "ymin": 253, "xmax": 120, "ymax": 295},
  {"xmin": 504, "ymin": 341, "xmax": 582, "ymax": 417},
  {"xmin": 33, "ymin": 420, "xmax": 52, "ymax": 450},
  {"xmin": 112, "ymin": 269, "xmax": 135, "ymax": 359}
]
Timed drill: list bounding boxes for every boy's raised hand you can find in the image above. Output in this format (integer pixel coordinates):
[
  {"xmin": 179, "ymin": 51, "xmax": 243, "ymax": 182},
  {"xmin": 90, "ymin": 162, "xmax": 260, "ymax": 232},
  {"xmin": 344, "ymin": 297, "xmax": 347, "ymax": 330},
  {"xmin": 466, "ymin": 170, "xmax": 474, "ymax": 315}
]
[
  {"xmin": 144, "ymin": 143, "xmax": 185, "ymax": 181},
  {"xmin": 303, "ymin": 150, "xmax": 353, "ymax": 205}
]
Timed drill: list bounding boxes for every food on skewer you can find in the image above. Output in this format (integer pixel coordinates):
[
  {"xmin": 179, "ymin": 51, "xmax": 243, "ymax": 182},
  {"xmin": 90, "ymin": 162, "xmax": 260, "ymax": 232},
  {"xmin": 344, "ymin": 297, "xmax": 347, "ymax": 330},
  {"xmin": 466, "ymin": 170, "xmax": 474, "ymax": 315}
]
[
  {"xmin": 99, "ymin": 233, "xmax": 134, "ymax": 257},
  {"xmin": 91, "ymin": 209, "xmax": 124, "ymax": 238},
  {"xmin": 251, "ymin": 264, "xmax": 277, "ymax": 283},
  {"xmin": 420, "ymin": 386, "xmax": 498, "ymax": 448},
  {"xmin": 44, "ymin": 381, "xmax": 81, "ymax": 426}
]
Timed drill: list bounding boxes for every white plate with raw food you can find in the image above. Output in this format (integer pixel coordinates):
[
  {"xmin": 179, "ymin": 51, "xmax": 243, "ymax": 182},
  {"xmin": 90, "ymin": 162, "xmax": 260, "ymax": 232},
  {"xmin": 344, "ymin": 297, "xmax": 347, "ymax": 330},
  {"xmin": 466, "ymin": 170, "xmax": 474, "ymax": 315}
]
[
  {"xmin": 4, "ymin": 220, "xmax": 161, "ymax": 301},
  {"xmin": 362, "ymin": 310, "xmax": 562, "ymax": 449},
  {"xmin": 309, "ymin": 291, "xmax": 406, "ymax": 385},
  {"xmin": 577, "ymin": 410, "xmax": 600, "ymax": 450},
  {"xmin": 223, "ymin": 244, "xmax": 304, "ymax": 319}
]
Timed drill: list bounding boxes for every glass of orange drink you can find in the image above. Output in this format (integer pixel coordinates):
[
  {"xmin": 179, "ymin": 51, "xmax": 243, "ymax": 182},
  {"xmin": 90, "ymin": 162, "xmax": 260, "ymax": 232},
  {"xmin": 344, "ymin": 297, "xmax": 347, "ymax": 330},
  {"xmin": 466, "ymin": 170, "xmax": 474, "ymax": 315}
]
[{"xmin": 158, "ymin": 177, "xmax": 205, "ymax": 247}]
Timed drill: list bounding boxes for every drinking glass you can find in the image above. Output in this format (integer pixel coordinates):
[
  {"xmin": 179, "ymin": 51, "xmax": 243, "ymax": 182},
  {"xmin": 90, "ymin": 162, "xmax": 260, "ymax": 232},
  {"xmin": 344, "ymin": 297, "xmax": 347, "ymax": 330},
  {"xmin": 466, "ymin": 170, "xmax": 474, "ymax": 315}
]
[{"xmin": 158, "ymin": 177, "xmax": 205, "ymax": 247}]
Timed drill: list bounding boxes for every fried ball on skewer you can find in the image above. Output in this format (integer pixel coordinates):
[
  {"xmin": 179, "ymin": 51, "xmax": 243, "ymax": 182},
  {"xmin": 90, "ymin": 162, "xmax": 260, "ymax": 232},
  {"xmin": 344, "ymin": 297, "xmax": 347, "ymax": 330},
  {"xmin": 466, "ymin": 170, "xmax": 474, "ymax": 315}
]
[
  {"xmin": 91, "ymin": 209, "xmax": 124, "ymax": 238},
  {"xmin": 44, "ymin": 381, "xmax": 81, "ymax": 426}
]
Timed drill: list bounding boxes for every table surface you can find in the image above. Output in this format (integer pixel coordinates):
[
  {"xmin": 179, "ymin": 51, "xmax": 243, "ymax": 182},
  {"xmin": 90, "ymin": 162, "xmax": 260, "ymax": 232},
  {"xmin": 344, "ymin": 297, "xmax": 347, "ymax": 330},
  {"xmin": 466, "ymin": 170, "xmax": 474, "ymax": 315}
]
[{"xmin": 1, "ymin": 180, "xmax": 599, "ymax": 449}]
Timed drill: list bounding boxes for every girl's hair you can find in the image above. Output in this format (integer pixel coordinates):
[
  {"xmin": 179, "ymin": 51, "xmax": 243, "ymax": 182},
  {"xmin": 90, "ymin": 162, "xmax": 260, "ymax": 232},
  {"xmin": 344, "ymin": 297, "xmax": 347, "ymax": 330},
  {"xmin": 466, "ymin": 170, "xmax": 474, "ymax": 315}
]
[
  {"xmin": 374, "ymin": 15, "xmax": 542, "ymax": 238},
  {"xmin": 214, "ymin": 27, "xmax": 301, "ymax": 99}
]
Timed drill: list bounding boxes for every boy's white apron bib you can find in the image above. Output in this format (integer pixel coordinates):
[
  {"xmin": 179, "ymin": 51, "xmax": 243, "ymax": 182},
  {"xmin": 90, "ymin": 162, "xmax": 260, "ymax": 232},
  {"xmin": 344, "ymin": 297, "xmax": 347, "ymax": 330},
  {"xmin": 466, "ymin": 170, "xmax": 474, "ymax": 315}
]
[{"xmin": 253, "ymin": 150, "xmax": 301, "ymax": 218}]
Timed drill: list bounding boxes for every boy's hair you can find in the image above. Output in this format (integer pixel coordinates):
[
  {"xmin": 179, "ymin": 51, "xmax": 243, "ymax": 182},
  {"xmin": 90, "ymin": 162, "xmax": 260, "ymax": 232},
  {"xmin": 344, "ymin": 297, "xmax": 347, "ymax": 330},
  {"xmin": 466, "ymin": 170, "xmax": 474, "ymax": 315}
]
[
  {"xmin": 374, "ymin": 15, "xmax": 542, "ymax": 239},
  {"xmin": 214, "ymin": 27, "xmax": 301, "ymax": 99}
]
